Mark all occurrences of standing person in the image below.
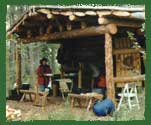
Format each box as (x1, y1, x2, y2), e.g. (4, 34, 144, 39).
(36, 58, 52, 92)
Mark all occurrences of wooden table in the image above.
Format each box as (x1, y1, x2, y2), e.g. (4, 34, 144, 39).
(68, 93, 103, 111)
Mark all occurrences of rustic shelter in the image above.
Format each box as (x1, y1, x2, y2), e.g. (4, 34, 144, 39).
(7, 5, 145, 103)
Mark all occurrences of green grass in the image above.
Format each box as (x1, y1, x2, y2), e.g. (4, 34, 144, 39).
(7, 93, 145, 121)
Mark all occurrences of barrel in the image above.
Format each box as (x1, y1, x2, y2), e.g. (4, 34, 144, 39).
(93, 98, 115, 116)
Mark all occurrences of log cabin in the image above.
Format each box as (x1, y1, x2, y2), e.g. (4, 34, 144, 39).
(7, 5, 145, 103)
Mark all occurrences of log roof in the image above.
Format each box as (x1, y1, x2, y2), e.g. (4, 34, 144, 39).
(7, 5, 145, 44)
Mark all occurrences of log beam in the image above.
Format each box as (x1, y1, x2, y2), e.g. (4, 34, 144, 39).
(97, 11, 112, 17)
(112, 11, 130, 17)
(98, 17, 143, 28)
(105, 33, 115, 103)
(114, 75, 145, 83)
(69, 15, 77, 21)
(113, 48, 144, 55)
(22, 24, 117, 43)
(47, 13, 54, 19)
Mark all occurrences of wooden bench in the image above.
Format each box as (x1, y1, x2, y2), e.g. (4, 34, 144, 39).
(68, 93, 103, 111)
(19, 89, 49, 107)
(19, 90, 35, 102)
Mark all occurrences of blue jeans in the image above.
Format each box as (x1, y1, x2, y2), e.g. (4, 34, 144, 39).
(39, 84, 47, 92)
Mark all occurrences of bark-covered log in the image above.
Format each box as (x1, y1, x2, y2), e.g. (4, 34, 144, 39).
(105, 33, 115, 103)
(47, 13, 54, 19)
(69, 14, 77, 21)
(97, 11, 111, 17)
(113, 48, 144, 55)
(27, 30, 32, 38)
(112, 11, 130, 17)
(22, 24, 117, 43)
(7, 14, 28, 36)
(51, 11, 60, 15)
(73, 12, 86, 17)
(114, 75, 145, 83)
(81, 21, 87, 29)
(85, 11, 97, 16)
(98, 17, 143, 28)
(37, 8, 51, 14)
(60, 11, 73, 16)
(130, 12, 145, 20)
(66, 23, 72, 30)
(46, 24, 53, 34)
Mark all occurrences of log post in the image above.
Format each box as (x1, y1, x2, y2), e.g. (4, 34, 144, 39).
(105, 33, 115, 103)
(78, 63, 82, 88)
(16, 43, 22, 92)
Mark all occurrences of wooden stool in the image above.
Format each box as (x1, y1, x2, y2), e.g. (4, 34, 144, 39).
(33, 91, 49, 108)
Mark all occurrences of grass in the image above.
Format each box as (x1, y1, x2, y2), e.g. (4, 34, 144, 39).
(6, 92, 145, 121)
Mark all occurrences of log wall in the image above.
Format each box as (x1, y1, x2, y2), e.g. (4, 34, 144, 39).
(113, 38, 142, 87)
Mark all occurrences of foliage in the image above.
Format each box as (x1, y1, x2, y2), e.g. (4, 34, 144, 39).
(127, 23, 146, 67)
(141, 23, 145, 32)
(6, 5, 61, 97)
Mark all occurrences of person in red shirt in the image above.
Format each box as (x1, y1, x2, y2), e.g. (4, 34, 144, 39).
(36, 58, 52, 92)
(97, 70, 106, 97)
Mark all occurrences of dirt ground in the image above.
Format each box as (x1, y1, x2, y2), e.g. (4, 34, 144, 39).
(6, 94, 145, 121)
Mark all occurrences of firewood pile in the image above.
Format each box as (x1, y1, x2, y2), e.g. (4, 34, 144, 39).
(6, 105, 21, 121)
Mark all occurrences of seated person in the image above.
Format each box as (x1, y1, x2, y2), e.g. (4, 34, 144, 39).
(96, 71, 106, 97)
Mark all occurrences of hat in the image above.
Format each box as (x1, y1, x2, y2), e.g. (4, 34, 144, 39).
(40, 57, 48, 64)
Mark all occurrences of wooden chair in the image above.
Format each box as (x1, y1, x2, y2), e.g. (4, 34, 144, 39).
(58, 78, 73, 100)
(117, 83, 140, 111)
